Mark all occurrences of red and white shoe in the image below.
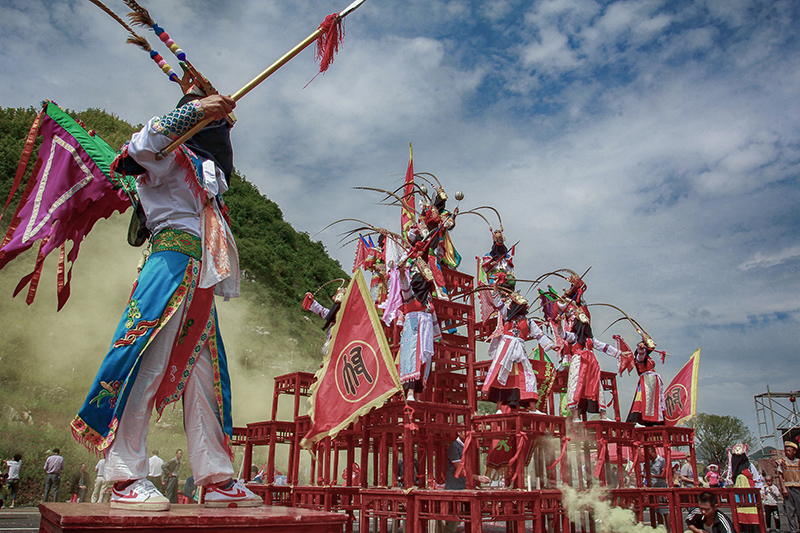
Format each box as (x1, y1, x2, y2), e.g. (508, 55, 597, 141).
(110, 479, 171, 511)
(204, 479, 263, 508)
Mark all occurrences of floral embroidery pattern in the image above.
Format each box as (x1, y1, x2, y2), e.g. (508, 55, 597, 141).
(125, 299, 142, 329)
(151, 229, 201, 260)
(89, 380, 122, 408)
(177, 318, 195, 345)
(70, 416, 118, 452)
(155, 305, 214, 415)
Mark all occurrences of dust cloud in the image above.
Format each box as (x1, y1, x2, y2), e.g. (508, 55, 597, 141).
(0, 213, 322, 430)
(561, 485, 667, 533)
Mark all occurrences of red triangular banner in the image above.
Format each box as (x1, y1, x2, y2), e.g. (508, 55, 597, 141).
(664, 348, 701, 426)
(301, 270, 401, 448)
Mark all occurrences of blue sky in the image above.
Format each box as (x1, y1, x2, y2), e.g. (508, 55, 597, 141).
(1, 0, 799, 443)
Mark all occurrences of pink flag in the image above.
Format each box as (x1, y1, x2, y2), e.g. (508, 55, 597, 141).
(0, 102, 130, 309)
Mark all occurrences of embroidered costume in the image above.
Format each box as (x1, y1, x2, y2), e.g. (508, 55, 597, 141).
(362, 236, 389, 304)
(482, 292, 556, 410)
(625, 344, 666, 425)
(727, 444, 763, 533)
(420, 188, 460, 270)
(398, 259, 441, 398)
(562, 333, 620, 415)
(777, 441, 800, 532)
(544, 274, 620, 417)
(71, 97, 239, 488)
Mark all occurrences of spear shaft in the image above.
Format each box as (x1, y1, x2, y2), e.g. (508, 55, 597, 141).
(155, 0, 366, 160)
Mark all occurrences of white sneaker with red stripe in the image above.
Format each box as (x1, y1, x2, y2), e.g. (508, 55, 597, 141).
(110, 479, 171, 511)
(204, 479, 263, 508)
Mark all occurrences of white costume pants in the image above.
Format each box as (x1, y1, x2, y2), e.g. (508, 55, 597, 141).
(104, 300, 234, 486)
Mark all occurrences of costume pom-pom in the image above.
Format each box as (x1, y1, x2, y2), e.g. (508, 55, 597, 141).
(149, 50, 158, 59)
(166, 38, 175, 47)
(153, 53, 164, 63)
(169, 73, 180, 83)
(159, 31, 170, 43)
(161, 64, 171, 74)
(153, 24, 164, 35)
(157, 59, 167, 68)
(177, 51, 186, 60)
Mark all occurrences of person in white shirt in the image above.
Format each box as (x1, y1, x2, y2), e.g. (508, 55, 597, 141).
(5, 454, 21, 508)
(91, 458, 110, 503)
(147, 451, 165, 493)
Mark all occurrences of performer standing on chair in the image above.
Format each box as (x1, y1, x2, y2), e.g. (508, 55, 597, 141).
(398, 258, 441, 401)
(482, 286, 557, 414)
(71, 88, 261, 510)
(549, 274, 621, 420)
(625, 339, 666, 426)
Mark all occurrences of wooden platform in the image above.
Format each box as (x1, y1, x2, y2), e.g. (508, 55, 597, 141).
(38, 503, 346, 533)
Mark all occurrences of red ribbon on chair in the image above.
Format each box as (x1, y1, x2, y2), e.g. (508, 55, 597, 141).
(593, 437, 608, 479)
(548, 436, 571, 470)
(403, 405, 418, 431)
(509, 433, 530, 485)
(454, 431, 474, 481)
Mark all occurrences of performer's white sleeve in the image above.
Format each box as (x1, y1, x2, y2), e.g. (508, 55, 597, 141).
(528, 320, 556, 352)
(592, 337, 620, 358)
(384, 238, 404, 267)
(127, 118, 184, 185)
(399, 268, 413, 302)
(491, 292, 504, 309)
(309, 300, 330, 320)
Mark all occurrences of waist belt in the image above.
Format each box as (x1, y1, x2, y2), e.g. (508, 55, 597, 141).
(151, 228, 202, 260)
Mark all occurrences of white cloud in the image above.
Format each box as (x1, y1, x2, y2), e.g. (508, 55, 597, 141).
(520, 28, 581, 72)
(739, 246, 800, 272)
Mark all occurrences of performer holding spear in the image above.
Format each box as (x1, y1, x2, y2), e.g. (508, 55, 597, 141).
(70, 0, 368, 511)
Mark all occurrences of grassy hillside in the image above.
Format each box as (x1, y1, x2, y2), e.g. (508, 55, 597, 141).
(0, 104, 347, 504)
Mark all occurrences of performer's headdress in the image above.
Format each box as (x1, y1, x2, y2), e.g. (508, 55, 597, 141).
(123, 0, 221, 97)
(564, 272, 587, 302)
(593, 302, 670, 362)
(725, 442, 751, 486)
(414, 173, 448, 212)
(494, 271, 516, 291)
(505, 292, 528, 321)
(89, 0, 232, 110)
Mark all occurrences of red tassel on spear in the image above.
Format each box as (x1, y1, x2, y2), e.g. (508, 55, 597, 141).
(316, 13, 345, 74)
(156, 0, 368, 160)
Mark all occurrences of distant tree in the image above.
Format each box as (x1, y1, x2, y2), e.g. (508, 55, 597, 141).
(692, 412, 754, 465)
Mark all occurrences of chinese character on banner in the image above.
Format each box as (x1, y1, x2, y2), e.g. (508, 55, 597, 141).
(301, 270, 401, 448)
(664, 348, 701, 426)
